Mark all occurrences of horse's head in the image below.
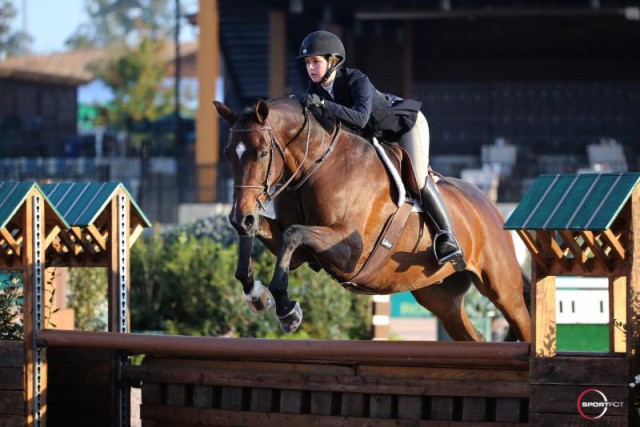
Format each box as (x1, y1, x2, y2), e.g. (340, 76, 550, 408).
(214, 98, 306, 235)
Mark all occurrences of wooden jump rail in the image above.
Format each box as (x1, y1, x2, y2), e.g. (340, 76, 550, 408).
(35, 329, 530, 368)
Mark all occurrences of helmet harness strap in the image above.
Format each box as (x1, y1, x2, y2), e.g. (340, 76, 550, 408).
(319, 56, 342, 85)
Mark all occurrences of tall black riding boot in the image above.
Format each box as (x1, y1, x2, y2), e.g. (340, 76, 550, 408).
(420, 179, 466, 271)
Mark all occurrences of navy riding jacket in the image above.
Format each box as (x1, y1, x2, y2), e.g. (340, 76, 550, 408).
(306, 67, 422, 142)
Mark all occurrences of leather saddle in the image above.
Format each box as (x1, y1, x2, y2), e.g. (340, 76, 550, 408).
(375, 142, 421, 203)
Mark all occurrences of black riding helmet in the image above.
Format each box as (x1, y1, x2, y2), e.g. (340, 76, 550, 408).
(298, 30, 346, 84)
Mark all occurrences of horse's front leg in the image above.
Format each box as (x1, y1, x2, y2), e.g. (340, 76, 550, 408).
(269, 224, 360, 333)
(235, 235, 274, 313)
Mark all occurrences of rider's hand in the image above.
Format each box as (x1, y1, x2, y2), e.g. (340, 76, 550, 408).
(301, 93, 324, 108)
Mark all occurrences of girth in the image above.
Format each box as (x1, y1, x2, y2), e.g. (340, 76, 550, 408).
(340, 200, 414, 291)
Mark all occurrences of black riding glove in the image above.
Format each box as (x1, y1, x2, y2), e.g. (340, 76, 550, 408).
(301, 93, 324, 108)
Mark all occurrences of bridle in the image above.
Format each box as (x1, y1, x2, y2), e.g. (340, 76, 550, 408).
(230, 107, 340, 211)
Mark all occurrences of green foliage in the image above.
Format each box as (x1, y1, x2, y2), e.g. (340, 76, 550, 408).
(90, 38, 174, 129)
(130, 215, 373, 339)
(86, 36, 176, 153)
(0, 272, 23, 340)
(0, 0, 32, 57)
(66, 0, 173, 50)
(67, 268, 108, 331)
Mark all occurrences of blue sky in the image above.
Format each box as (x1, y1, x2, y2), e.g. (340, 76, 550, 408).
(10, 0, 199, 54)
(11, 0, 87, 53)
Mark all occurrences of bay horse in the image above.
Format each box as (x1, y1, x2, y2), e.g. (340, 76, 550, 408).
(214, 97, 530, 341)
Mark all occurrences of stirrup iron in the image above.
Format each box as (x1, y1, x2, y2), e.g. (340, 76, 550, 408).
(433, 231, 466, 272)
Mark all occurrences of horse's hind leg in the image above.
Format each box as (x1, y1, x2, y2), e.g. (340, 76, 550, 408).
(411, 272, 484, 341)
(478, 271, 531, 342)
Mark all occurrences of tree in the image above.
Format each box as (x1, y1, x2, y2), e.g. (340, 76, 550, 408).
(67, 268, 108, 331)
(88, 37, 174, 132)
(66, 0, 174, 50)
(0, 0, 32, 57)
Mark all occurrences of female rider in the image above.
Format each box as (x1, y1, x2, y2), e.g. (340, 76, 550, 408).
(298, 30, 466, 271)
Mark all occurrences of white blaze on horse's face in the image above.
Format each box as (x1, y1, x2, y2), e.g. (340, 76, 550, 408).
(235, 141, 247, 160)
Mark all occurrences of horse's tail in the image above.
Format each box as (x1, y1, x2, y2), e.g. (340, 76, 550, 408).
(504, 270, 532, 342)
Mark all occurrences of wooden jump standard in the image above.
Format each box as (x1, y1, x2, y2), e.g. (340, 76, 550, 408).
(506, 172, 640, 426)
(0, 182, 150, 427)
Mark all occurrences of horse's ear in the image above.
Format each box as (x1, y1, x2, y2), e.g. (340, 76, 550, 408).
(255, 99, 269, 124)
(213, 101, 237, 125)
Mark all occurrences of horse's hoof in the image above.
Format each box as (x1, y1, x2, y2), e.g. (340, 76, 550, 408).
(277, 302, 303, 333)
(243, 281, 274, 314)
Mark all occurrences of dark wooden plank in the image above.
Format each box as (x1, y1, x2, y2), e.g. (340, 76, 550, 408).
(141, 382, 163, 405)
(430, 396, 454, 421)
(280, 389, 304, 414)
(310, 391, 333, 415)
(369, 394, 393, 419)
(47, 362, 110, 387)
(47, 386, 111, 409)
(0, 391, 23, 415)
(0, 341, 23, 367)
(47, 346, 113, 363)
(530, 384, 628, 416)
(250, 388, 272, 412)
(142, 357, 355, 377)
(0, 414, 25, 427)
(397, 395, 422, 420)
(166, 384, 186, 406)
(130, 362, 529, 398)
(192, 385, 213, 409)
(0, 368, 22, 390)
(220, 386, 243, 410)
(140, 404, 530, 426)
(47, 386, 113, 427)
(360, 364, 528, 382)
(529, 412, 628, 427)
(340, 392, 365, 417)
(47, 407, 113, 427)
(461, 397, 486, 422)
(531, 355, 628, 385)
(495, 398, 524, 423)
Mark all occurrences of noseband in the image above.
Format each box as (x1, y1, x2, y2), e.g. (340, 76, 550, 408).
(230, 108, 327, 211)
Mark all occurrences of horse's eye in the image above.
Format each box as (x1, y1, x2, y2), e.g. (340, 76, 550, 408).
(259, 150, 268, 159)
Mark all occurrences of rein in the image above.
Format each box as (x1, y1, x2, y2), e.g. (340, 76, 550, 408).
(230, 107, 340, 210)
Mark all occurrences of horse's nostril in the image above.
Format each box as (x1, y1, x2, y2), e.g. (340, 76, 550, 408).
(243, 215, 255, 231)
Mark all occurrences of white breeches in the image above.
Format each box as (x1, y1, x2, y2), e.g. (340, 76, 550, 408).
(398, 111, 430, 189)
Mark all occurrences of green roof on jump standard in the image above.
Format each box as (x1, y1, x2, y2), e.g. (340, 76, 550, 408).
(0, 181, 68, 229)
(41, 181, 151, 227)
(504, 173, 640, 231)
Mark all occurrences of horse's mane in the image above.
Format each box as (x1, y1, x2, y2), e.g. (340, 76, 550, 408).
(240, 97, 337, 135)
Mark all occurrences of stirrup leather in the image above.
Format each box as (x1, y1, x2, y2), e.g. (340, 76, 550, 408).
(433, 231, 466, 271)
